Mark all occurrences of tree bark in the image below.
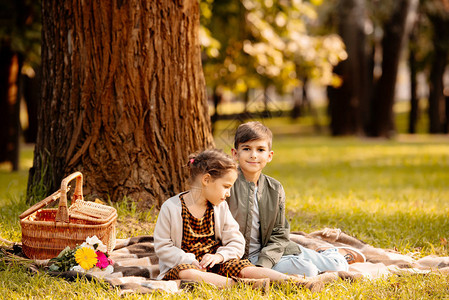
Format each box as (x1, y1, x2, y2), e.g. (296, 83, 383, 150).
(328, 0, 367, 136)
(369, 0, 418, 137)
(28, 0, 214, 208)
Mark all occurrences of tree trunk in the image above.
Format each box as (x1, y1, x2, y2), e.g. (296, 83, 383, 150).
(369, 0, 418, 137)
(0, 44, 22, 171)
(243, 89, 249, 115)
(428, 16, 449, 134)
(28, 0, 214, 208)
(407, 13, 420, 134)
(362, 43, 375, 134)
(428, 50, 447, 133)
(445, 94, 449, 134)
(328, 0, 366, 136)
(23, 66, 41, 143)
(262, 85, 269, 118)
(291, 78, 308, 120)
(0, 45, 14, 164)
(408, 48, 419, 134)
(211, 86, 221, 134)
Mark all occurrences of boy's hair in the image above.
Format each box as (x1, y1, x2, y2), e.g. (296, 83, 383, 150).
(188, 149, 237, 182)
(234, 121, 273, 150)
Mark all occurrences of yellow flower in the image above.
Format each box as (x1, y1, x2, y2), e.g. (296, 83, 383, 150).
(75, 247, 97, 270)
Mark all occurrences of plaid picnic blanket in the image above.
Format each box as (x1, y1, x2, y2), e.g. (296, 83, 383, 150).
(9, 229, 449, 295)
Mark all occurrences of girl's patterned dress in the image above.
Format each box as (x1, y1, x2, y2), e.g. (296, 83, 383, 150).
(163, 194, 253, 280)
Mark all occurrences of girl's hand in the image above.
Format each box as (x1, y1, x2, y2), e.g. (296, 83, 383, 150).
(192, 260, 206, 271)
(199, 253, 224, 269)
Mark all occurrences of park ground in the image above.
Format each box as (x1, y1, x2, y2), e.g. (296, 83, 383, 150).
(1, 115, 449, 299)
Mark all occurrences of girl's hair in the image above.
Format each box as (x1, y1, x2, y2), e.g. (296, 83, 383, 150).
(188, 149, 237, 182)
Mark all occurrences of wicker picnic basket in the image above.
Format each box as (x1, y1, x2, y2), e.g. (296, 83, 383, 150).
(19, 172, 117, 259)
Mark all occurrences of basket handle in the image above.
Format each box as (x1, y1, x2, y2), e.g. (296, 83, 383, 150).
(19, 189, 63, 219)
(55, 171, 84, 223)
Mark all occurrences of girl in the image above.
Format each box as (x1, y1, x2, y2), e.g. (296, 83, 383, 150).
(154, 149, 306, 291)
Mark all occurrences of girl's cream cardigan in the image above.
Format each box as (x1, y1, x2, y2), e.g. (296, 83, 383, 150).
(154, 192, 245, 280)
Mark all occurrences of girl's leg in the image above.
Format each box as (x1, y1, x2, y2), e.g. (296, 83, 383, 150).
(239, 266, 291, 281)
(240, 266, 330, 293)
(179, 269, 235, 288)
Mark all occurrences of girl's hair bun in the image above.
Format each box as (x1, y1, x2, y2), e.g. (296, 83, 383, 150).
(188, 149, 236, 181)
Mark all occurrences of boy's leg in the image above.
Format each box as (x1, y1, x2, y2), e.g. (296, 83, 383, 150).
(271, 255, 320, 277)
(250, 251, 321, 277)
(271, 245, 348, 276)
(301, 246, 349, 272)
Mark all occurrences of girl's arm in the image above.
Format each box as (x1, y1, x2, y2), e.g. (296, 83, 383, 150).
(154, 202, 197, 268)
(214, 202, 245, 261)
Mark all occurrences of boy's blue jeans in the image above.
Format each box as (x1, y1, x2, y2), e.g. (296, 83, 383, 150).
(249, 245, 348, 277)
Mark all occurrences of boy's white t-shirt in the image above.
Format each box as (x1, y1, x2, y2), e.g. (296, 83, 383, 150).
(248, 187, 261, 260)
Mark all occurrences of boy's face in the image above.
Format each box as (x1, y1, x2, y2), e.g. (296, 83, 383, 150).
(232, 139, 273, 177)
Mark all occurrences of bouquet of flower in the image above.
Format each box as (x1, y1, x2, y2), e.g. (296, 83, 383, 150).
(49, 236, 114, 274)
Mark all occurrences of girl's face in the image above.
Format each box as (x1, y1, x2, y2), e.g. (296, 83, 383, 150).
(202, 169, 238, 206)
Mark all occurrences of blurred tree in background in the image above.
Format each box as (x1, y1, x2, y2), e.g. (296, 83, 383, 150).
(0, 0, 40, 170)
(407, 6, 433, 134)
(201, 0, 449, 138)
(368, 0, 419, 137)
(309, 0, 448, 137)
(424, 0, 449, 133)
(200, 0, 347, 130)
(313, 0, 420, 137)
(326, 0, 368, 136)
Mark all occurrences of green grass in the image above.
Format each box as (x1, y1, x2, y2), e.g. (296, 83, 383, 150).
(270, 136, 449, 256)
(1, 122, 449, 298)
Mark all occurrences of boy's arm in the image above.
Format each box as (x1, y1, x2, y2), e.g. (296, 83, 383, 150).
(255, 186, 291, 268)
(154, 202, 197, 268)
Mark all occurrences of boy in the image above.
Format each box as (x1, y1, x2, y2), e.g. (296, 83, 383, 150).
(227, 121, 365, 277)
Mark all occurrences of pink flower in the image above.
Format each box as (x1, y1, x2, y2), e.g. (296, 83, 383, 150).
(95, 251, 110, 269)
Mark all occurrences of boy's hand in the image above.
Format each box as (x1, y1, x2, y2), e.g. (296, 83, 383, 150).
(199, 254, 224, 269)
